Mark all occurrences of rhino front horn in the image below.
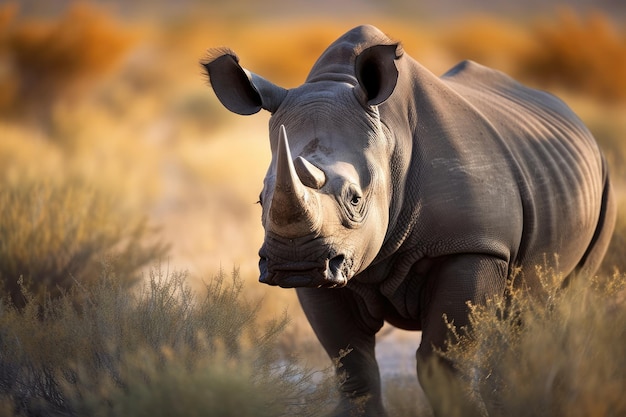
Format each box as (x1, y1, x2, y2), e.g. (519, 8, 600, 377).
(268, 125, 321, 238)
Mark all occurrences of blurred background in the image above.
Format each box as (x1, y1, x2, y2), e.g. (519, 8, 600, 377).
(1, 0, 625, 375)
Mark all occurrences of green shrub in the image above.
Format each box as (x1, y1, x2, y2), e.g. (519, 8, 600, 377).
(0, 177, 167, 308)
(436, 268, 626, 417)
(0, 266, 335, 417)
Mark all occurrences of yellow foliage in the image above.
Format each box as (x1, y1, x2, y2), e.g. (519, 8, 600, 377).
(520, 9, 626, 101)
(0, 2, 134, 116)
(433, 9, 626, 102)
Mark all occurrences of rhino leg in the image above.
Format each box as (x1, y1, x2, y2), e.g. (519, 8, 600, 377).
(296, 287, 386, 417)
(416, 254, 508, 417)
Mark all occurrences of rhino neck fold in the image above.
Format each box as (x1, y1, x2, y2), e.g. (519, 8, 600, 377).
(371, 59, 443, 261)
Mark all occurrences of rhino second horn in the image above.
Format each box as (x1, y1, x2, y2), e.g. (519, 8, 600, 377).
(294, 156, 326, 189)
(268, 125, 321, 238)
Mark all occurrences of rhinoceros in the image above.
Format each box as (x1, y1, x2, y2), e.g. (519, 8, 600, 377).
(202, 25, 616, 416)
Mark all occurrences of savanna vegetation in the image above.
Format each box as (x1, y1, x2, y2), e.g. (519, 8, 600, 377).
(439, 268, 626, 417)
(0, 266, 336, 417)
(0, 2, 624, 415)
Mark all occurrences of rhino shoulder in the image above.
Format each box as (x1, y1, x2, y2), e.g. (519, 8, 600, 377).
(441, 60, 520, 91)
(440, 60, 578, 121)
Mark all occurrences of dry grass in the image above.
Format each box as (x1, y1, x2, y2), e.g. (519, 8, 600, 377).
(0, 176, 167, 308)
(0, 266, 336, 417)
(431, 269, 626, 417)
(383, 375, 431, 417)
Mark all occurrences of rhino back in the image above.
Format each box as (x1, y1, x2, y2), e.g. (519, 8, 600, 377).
(439, 60, 605, 278)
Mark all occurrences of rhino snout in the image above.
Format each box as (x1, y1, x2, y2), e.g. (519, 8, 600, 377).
(258, 249, 348, 289)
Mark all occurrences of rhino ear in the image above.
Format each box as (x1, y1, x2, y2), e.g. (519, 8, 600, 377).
(354, 44, 401, 106)
(202, 48, 287, 115)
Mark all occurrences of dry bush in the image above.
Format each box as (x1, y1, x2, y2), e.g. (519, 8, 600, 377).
(0, 177, 167, 308)
(0, 4, 19, 112)
(436, 268, 626, 417)
(519, 9, 626, 102)
(0, 266, 335, 417)
(439, 16, 534, 73)
(439, 9, 626, 102)
(0, 2, 134, 118)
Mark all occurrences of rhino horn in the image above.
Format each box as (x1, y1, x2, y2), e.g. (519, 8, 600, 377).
(294, 156, 326, 189)
(268, 125, 321, 238)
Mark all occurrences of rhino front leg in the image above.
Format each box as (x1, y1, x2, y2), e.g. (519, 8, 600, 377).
(417, 254, 508, 417)
(296, 287, 386, 417)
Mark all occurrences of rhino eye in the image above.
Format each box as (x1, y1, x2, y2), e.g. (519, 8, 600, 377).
(348, 184, 362, 206)
(340, 183, 365, 227)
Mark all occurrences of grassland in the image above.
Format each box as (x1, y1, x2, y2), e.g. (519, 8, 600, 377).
(0, 2, 625, 415)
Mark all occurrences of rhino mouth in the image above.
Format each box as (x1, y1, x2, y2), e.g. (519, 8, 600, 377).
(258, 252, 349, 288)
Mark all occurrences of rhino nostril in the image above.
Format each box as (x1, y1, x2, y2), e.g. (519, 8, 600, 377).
(324, 255, 347, 288)
(329, 255, 345, 275)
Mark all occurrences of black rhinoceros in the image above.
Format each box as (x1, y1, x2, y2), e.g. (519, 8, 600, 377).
(202, 25, 616, 416)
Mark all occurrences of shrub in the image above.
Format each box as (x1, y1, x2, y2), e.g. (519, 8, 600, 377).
(0, 177, 167, 308)
(519, 10, 626, 102)
(436, 267, 626, 417)
(439, 9, 626, 102)
(0, 266, 335, 417)
(0, 2, 134, 118)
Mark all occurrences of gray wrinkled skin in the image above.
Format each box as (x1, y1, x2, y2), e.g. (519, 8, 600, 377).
(202, 25, 616, 416)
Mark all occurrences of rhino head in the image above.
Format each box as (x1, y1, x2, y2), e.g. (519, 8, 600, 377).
(203, 26, 402, 288)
